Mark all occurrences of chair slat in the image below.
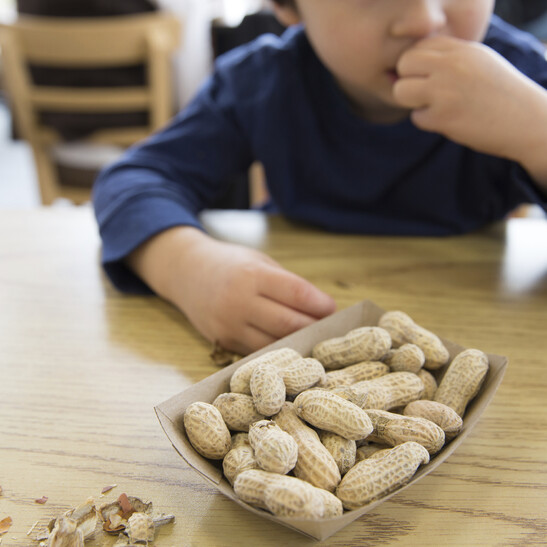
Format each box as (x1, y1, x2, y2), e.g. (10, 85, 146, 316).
(0, 13, 181, 204)
(3, 14, 180, 66)
(30, 88, 151, 111)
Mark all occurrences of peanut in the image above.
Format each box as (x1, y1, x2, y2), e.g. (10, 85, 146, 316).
(314, 487, 344, 518)
(434, 349, 489, 416)
(404, 400, 463, 441)
(183, 402, 231, 460)
(248, 420, 298, 475)
(352, 371, 425, 410)
(383, 344, 425, 373)
(232, 467, 276, 510)
(312, 327, 391, 369)
(223, 433, 259, 485)
(212, 392, 264, 432)
(250, 363, 286, 416)
(319, 431, 357, 475)
(293, 389, 373, 441)
(417, 368, 438, 400)
(234, 469, 343, 519)
(355, 442, 391, 463)
(365, 409, 445, 454)
(274, 402, 341, 492)
(379, 311, 449, 370)
(234, 469, 323, 518)
(230, 348, 301, 394)
(336, 442, 430, 509)
(328, 385, 370, 408)
(279, 357, 326, 396)
(318, 361, 389, 389)
(264, 481, 323, 519)
(265, 476, 343, 519)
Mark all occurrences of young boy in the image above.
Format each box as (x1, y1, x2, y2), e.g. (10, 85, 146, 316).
(93, 0, 547, 355)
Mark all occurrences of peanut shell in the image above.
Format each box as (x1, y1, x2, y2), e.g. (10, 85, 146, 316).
(274, 402, 341, 492)
(183, 402, 231, 459)
(434, 348, 489, 416)
(213, 392, 264, 432)
(383, 343, 425, 373)
(312, 326, 391, 369)
(222, 433, 258, 485)
(352, 371, 425, 410)
(248, 420, 298, 475)
(404, 400, 463, 441)
(365, 408, 445, 454)
(318, 361, 389, 389)
(319, 431, 357, 475)
(293, 390, 373, 441)
(379, 311, 449, 370)
(250, 363, 286, 416)
(279, 357, 326, 395)
(230, 348, 301, 394)
(336, 441, 430, 510)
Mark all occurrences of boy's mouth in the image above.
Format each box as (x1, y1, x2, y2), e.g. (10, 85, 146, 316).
(386, 69, 399, 83)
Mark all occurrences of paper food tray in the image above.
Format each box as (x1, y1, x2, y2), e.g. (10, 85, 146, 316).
(155, 300, 507, 541)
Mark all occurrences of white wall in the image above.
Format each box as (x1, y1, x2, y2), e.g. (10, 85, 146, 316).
(159, 0, 270, 108)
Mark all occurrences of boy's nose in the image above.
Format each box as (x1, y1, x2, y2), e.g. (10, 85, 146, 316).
(390, 0, 447, 39)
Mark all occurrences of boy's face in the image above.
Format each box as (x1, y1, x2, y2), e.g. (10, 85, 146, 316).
(291, 0, 495, 123)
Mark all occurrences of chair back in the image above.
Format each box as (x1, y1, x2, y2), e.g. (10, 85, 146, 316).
(0, 13, 181, 204)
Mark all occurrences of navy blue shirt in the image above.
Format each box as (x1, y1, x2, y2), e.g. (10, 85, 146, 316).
(93, 16, 547, 293)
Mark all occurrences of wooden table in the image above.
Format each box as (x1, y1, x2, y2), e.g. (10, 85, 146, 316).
(1, 207, 546, 546)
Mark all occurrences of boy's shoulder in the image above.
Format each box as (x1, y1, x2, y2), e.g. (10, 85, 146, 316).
(485, 15, 547, 78)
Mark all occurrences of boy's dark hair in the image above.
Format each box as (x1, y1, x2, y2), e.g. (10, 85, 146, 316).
(271, 0, 296, 7)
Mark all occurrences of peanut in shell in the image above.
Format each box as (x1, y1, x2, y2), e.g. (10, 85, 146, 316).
(183, 401, 231, 460)
(336, 441, 430, 510)
(379, 310, 449, 370)
(404, 400, 463, 440)
(274, 402, 341, 492)
(312, 326, 391, 369)
(365, 408, 445, 454)
(293, 389, 373, 441)
(434, 348, 489, 416)
(230, 348, 301, 394)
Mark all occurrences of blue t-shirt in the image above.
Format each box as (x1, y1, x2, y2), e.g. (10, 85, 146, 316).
(93, 15, 547, 292)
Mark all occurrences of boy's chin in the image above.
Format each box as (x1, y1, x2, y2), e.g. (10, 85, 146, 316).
(353, 101, 411, 125)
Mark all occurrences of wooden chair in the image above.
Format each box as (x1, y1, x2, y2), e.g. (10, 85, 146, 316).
(0, 13, 181, 204)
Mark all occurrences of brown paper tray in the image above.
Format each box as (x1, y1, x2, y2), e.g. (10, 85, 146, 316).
(155, 300, 507, 541)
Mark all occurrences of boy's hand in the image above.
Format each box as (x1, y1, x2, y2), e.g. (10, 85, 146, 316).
(393, 36, 547, 187)
(129, 226, 336, 355)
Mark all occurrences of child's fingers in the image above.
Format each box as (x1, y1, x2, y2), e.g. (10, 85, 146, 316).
(393, 77, 431, 110)
(411, 35, 463, 52)
(223, 323, 277, 355)
(409, 107, 437, 133)
(397, 49, 442, 78)
(257, 264, 336, 319)
(248, 294, 321, 340)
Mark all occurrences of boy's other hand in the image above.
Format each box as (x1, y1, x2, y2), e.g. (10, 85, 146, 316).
(393, 36, 547, 183)
(156, 228, 337, 355)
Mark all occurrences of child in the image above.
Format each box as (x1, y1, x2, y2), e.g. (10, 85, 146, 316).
(93, 0, 547, 355)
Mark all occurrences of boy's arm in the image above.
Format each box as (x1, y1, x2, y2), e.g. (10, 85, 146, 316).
(126, 226, 336, 355)
(394, 36, 547, 193)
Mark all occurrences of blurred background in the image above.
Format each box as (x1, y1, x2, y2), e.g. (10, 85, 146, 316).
(0, 0, 545, 212)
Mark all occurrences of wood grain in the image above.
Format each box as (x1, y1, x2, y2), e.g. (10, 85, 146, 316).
(0, 208, 546, 546)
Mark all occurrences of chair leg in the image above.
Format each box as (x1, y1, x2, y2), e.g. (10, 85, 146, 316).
(32, 146, 60, 205)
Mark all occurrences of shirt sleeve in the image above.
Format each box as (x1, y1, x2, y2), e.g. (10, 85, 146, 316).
(92, 68, 254, 293)
(511, 163, 547, 210)
(486, 17, 547, 211)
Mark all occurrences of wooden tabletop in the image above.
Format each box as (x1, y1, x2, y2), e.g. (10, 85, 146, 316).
(1, 207, 546, 546)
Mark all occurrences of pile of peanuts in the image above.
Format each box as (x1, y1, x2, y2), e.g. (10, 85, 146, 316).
(183, 310, 489, 519)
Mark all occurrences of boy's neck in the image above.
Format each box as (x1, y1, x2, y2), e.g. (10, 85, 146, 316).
(335, 77, 410, 125)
